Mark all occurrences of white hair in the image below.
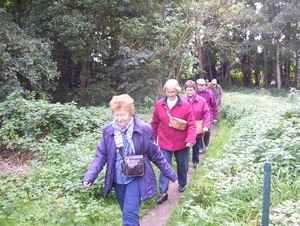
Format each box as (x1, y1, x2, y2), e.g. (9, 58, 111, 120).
(163, 79, 181, 92)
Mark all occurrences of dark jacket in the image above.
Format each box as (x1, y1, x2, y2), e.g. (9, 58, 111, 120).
(83, 115, 178, 201)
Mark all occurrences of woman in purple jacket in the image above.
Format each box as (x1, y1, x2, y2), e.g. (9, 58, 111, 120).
(83, 94, 177, 226)
(182, 80, 210, 168)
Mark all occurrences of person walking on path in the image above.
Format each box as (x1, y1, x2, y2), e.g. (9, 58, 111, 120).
(151, 79, 196, 205)
(182, 80, 210, 168)
(196, 78, 218, 153)
(207, 79, 223, 106)
(82, 94, 178, 226)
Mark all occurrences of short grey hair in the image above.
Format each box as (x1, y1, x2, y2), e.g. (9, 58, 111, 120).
(163, 79, 181, 92)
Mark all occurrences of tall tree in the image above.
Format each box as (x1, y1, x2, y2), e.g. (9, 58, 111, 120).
(247, 0, 300, 89)
(0, 11, 60, 101)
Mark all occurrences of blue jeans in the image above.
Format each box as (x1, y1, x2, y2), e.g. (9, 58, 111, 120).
(114, 179, 141, 226)
(159, 148, 189, 194)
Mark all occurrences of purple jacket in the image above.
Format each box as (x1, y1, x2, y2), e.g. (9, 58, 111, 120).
(196, 88, 218, 120)
(83, 115, 178, 201)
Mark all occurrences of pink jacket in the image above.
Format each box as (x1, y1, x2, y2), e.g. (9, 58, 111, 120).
(196, 88, 218, 120)
(182, 95, 210, 138)
(151, 96, 196, 151)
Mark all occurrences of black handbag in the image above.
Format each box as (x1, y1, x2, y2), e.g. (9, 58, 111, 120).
(118, 148, 145, 177)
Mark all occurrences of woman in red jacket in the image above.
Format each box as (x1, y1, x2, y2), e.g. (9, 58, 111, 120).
(182, 80, 210, 168)
(151, 79, 196, 204)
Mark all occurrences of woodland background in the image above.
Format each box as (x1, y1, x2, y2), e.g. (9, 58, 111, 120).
(1, 0, 299, 106)
(1, 1, 300, 225)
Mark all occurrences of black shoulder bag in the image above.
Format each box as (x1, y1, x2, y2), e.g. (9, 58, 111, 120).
(118, 148, 145, 177)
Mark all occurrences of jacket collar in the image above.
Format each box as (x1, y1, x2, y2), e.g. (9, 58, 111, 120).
(196, 88, 208, 94)
(162, 95, 183, 106)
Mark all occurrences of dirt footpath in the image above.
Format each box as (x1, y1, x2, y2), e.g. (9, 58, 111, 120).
(140, 125, 218, 226)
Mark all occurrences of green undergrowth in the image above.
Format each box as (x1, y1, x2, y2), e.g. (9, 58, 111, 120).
(167, 89, 300, 226)
(0, 92, 154, 226)
(0, 88, 299, 225)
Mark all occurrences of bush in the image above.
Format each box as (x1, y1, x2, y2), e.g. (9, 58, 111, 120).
(0, 92, 154, 225)
(0, 91, 112, 149)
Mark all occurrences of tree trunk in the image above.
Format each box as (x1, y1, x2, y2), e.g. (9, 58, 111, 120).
(227, 63, 232, 86)
(197, 36, 205, 78)
(293, 51, 299, 87)
(222, 62, 226, 85)
(254, 69, 260, 86)
(222, 62, 232, 86)
(207, 52, 213, 81)
(275, 39, 281, 90)
(284, 60, 291, 87)
(79, 60, 89, 104)
(242, 55, 251, 86)
(263, 46, 269, 87)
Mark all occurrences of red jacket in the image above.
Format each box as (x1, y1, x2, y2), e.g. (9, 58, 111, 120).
(182, 94, 210, 138)
(151, 96, 196, 151)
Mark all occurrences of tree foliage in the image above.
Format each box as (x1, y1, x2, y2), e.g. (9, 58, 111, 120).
(0, 0, 299, 104)
(0, 10, 60, 101)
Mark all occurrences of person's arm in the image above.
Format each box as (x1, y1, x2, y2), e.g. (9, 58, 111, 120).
(202, 101, 211, 130)
(210, 93, 219, 121)
(144, 126, 178, 182)
(218, 85, 223, 105)
(185, 104, 196, 146)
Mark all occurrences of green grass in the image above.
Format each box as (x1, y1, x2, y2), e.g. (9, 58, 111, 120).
(1, 89, 299, 225)
(166, 119, 234, 226)
(165, 91, 300, 226)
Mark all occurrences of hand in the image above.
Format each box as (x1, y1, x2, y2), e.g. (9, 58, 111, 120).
(83, 181, 92, 188)
(203, 127, 208, 132)
(172, 180, 178, 184)
(213, 119, 217, 124)
(186, 142, 193, 147)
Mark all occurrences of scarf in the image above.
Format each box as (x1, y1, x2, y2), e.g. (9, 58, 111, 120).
(112, 116, 135, 154)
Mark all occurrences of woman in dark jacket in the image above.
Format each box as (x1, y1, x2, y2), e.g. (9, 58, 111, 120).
(83, 94, 178, 226)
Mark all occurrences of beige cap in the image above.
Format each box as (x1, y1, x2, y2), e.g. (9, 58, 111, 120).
(196, 78, 206, 85)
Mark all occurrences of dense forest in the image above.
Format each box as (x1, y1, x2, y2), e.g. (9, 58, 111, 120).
(1, 0, 299, 105)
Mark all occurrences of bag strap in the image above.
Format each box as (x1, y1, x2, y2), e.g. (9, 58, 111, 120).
(117, 148, 124, 158)
(164, 106, 173, 119)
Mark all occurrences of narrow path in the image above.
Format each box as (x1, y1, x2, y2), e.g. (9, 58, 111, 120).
(140, 125, 218, 226)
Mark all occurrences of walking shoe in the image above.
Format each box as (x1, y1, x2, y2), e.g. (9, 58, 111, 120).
(193, 163, 199, 169)
(199, 149, 204, 154)
(205, 146, 209, 152)
(156, 193, 168, 204)
(178, 185, 185, 193)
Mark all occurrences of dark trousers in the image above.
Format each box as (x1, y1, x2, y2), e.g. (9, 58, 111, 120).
(192, 137, 203, 164)
(204, 129, 211, 146)
(159, 147, 189, 194)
